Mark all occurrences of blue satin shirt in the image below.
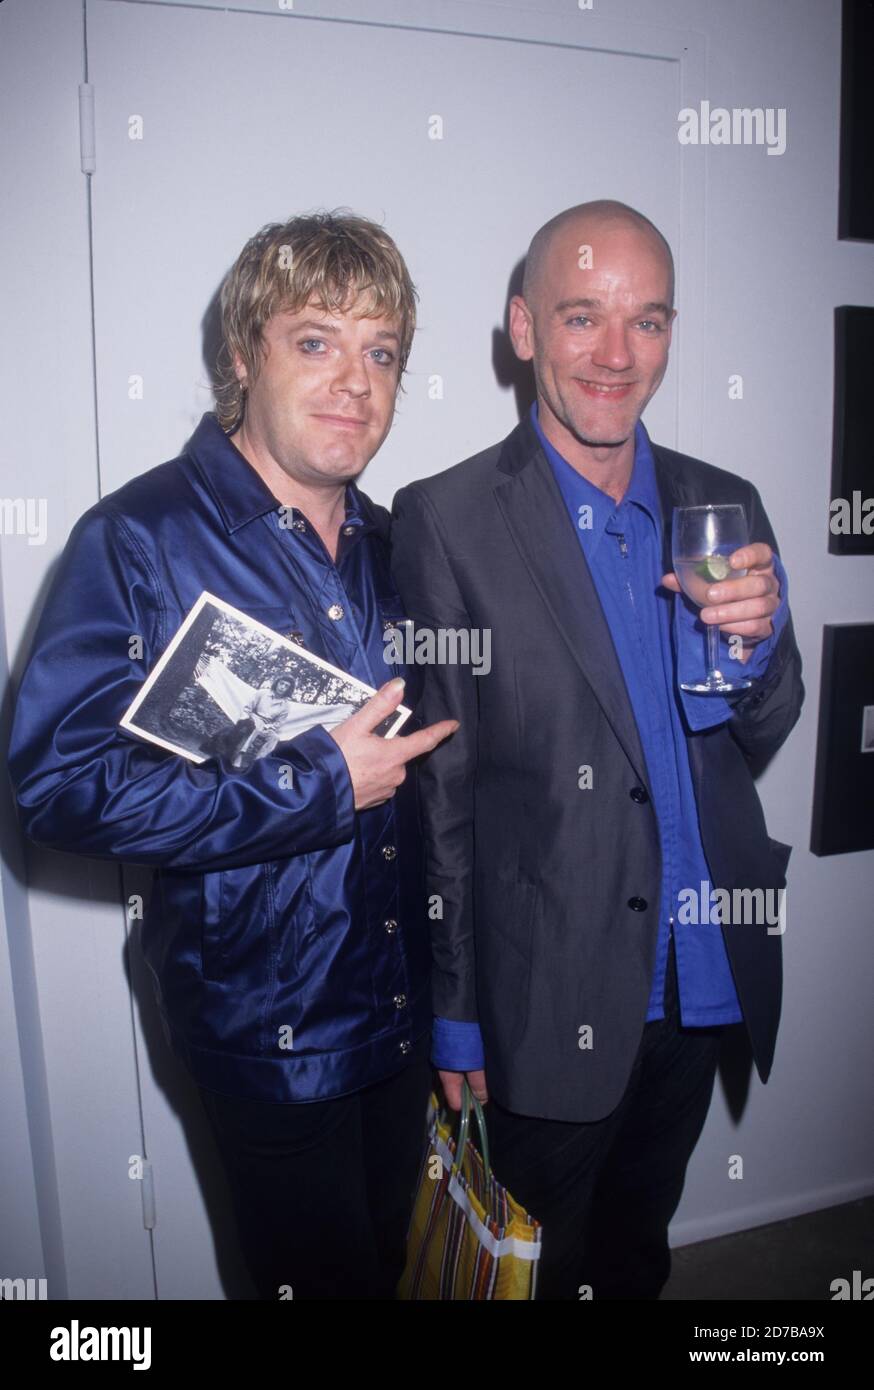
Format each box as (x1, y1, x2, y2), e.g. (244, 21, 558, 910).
(7, 413, 431, 1102)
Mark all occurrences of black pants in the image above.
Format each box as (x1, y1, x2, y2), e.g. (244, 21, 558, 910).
(485, 936, 724, 1300)
(197, 1033, 433, 1300)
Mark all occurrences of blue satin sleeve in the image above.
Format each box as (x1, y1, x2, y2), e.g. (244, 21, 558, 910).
(431, 1016, 486, 1071)
(7, 507, 356, 870)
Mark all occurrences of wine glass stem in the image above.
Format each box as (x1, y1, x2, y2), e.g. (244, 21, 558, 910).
(706, 622, 721, 682)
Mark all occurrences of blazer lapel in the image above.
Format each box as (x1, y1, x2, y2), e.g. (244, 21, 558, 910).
(493, 417, 649, 784)
(650, 436, 696, 575)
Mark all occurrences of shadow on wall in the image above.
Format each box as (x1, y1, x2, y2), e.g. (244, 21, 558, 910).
(126, 857, 259, 1300)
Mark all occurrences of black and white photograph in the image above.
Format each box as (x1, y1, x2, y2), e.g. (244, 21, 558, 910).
(120, 591, 410, 768)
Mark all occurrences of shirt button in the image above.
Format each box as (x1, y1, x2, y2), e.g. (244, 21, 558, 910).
(327, 603, 344, 621)
(393, 994, 407, 1009)
(342, 524, 356, 536)
(629, 786, 649, 803)
(628, 896, 648, 912)
(382, 844, 397, 862)
(399, 1040, 411, 1055)
(384, 919, 398, 935)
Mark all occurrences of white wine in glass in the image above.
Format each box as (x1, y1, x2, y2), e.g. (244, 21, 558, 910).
(671, 504, 753, 694)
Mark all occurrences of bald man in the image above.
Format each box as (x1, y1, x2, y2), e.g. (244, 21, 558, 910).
(391, 201, 803, 1300)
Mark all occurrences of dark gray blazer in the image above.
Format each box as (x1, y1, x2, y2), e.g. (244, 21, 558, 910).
(391, 412, 804, 1122)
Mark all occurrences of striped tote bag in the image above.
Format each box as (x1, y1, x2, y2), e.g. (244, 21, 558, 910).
(398, 1081, 542, 1300)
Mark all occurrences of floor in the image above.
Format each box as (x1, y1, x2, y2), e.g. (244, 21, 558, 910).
(661, 1196, 874, 1299)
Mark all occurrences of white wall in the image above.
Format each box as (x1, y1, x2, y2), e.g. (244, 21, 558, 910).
(639, 0, 874, 1238)
(0, 0, 157, 1299)
(1, 0, 871, 1297)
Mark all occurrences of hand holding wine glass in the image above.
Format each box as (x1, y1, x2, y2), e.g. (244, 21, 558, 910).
(664, 504, 782, 694)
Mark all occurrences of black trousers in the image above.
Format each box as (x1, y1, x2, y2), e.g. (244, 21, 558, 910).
(485, 935, 725, 1300)
(197, 1032, 433, 1300)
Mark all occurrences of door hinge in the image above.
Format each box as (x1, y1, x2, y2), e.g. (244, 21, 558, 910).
(139, 1158, 156, 1230)
(78, 83, 95, 175)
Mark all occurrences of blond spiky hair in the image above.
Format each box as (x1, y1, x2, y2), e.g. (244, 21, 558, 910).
(213, 209, 418, 432)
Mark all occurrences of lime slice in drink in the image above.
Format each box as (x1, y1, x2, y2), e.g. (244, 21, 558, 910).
(694, 555, 732, 582)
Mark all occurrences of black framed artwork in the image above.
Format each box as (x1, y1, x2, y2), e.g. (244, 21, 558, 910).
(829, 307, 874, 556)
(838, 0, 874, 241)
(811, 624, 874, 856)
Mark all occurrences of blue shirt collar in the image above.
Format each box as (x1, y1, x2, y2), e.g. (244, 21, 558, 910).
(186, 411, 374, 537)
(529, 399, 662, 541)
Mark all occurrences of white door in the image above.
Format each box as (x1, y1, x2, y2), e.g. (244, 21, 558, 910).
(85, 0, 703, 1297)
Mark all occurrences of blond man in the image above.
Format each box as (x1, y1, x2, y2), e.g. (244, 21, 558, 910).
(9, 212, 455, 1300)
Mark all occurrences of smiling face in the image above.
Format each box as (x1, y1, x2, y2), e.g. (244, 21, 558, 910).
(511, 216, 675, 471)
(232, 296, 402, 489)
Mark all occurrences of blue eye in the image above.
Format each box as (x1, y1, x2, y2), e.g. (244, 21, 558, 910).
(370, 348, 396, 365)
(300, 339, 326, 353)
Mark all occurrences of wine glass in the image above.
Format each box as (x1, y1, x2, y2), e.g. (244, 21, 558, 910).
(671, 504, 753, 694)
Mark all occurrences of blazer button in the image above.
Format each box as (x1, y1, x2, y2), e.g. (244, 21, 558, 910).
(382, 844, 397, 861)
(628, 896, 648, 912)
(393, 993, 407, 1009)
(327, 603, 344, 621)
(384, 918, 398, 934)
(629, 786, 649, 803)
(399, 1040, 411, 1054)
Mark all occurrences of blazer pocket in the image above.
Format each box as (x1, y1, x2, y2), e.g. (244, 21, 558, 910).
(200, 870, 225, 981)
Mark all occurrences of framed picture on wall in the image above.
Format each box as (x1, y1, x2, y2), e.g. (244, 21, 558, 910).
(811, 623, 874, 856)
(839, 0, 874, 241)
(829, 307, 874, 556)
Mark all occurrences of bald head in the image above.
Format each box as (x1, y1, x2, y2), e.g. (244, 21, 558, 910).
(508, 198, 677, 469)
(521, 200, 675, 312)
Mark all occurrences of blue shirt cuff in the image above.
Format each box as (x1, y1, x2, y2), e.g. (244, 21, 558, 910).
(732, 552, 789, 680)
(431, 1016, 485, 1072)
